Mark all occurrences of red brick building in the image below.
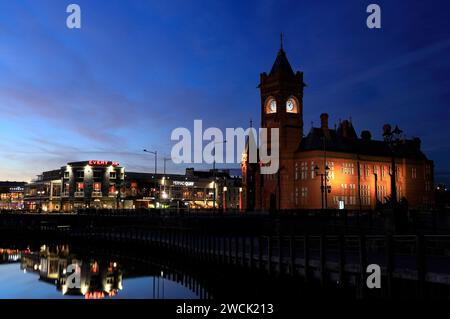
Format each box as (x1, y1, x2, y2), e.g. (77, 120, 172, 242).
(242, 45, 434, 211)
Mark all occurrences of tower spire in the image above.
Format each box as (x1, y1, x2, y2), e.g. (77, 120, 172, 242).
(280, 32, 283, 50)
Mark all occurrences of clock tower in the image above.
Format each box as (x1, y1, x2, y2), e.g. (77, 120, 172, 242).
(259, 39, 305, 155)
(256, 37, 305, 210)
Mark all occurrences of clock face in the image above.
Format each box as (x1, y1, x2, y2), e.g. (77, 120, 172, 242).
(270, 100, 277, 112)
(286, 99, 295, 112)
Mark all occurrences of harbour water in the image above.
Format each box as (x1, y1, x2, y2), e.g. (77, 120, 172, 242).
(0, 244, 203, 299)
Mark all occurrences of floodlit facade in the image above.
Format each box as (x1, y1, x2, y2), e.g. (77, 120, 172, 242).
(242, 45, 434, 211)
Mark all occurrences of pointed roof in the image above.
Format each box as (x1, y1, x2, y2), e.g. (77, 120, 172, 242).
(269, 47, 295, 77)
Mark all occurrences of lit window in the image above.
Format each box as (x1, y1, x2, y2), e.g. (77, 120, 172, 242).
(411, 167, 417, 179)
(326, 161, 335, 180)
(301, 162, 308, 180)
(342, 163, 354, 175)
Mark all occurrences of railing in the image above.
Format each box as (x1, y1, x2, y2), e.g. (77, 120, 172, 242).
(91, 191, 102, 198)
(74, 191, 84, 198)
(77, 228, 450, 298)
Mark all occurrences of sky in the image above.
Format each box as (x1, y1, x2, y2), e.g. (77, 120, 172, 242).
(0, 0, 449, 183)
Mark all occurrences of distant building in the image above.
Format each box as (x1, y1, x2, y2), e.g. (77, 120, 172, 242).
(24, 162, 242, 212)
(124, 168, 242, 210)
(0, 181, 26, 210)
(242, 44, 434, 211)
(24, 160, 125, 212)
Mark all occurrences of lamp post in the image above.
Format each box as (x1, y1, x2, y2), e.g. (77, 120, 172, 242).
(211, 140, 226, 211)
(314, 165, 331, 209)
(161, 157, 171, 203)
(163, 157, 171, 177)
(143, 149, 158, 206)
(383, 125, 403, 206)
(143, 149, 157, 175)
(374, 171, 378, 208)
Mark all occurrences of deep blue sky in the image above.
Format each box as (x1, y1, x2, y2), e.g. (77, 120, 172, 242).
(0, 0, 449, 183)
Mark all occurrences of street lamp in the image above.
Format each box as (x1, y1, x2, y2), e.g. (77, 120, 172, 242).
(212, 140, 226, 211)
(143, 149, 157, 175)
(383, 124, 403, 205)
(163, 157, 171, 177)
(314, 165, 331, 209)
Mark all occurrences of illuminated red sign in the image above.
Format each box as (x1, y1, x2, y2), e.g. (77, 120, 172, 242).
(88, 160, 120, 167)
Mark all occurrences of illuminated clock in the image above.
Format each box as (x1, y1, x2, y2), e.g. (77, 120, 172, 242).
(270, 100, 277, 113)
(286, 99, 295, 112)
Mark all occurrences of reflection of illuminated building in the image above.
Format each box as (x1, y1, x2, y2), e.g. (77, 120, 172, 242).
(0, 248, 21, 263)
(20, 245, 123, 298)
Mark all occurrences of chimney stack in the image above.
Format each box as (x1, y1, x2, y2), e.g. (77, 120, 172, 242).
(383, 124, 392, 137)
(413, 137, 421, 150)
(320, 113, 329, 129)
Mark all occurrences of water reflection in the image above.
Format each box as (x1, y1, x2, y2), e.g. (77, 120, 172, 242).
(19, 245, 122, 299)
(0, 245, 204, 299)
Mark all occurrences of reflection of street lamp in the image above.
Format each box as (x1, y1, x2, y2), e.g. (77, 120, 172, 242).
(223, 186, 228, 211)
(314, 165, 331, 209)
(383, 124, 403, 205)
(239, 187, 243, 212)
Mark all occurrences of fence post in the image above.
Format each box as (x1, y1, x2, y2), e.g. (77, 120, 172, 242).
(320, 234, 326, 286)
(268, 236, 272, 275)
(235, 236, 239, 265)
(258, 237, 263, 271)
(278, 236, 283, 275)
(304, 234, 310, 282)
(359, 234, 367, 299)
(290, 235, 295, 276)
(242, 237, 246, 266)
(386, 234, 394, 299)
(228, 236, 232, 264)
(338, 234, 345, 288)
(416, 235, 426, 299)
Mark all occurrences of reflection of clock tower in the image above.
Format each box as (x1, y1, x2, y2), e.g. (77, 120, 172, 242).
(256, 38, 305, 210)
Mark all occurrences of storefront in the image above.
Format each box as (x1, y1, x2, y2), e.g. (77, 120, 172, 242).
(0, 182, 26, 210)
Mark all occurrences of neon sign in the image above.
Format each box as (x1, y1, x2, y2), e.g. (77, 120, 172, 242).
(88, 160, 120, 167)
